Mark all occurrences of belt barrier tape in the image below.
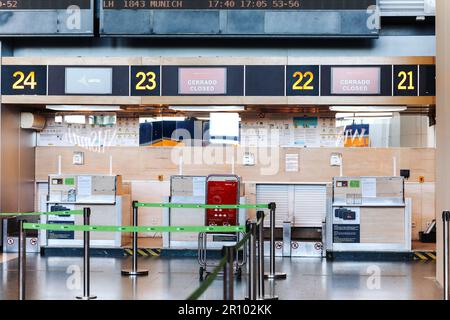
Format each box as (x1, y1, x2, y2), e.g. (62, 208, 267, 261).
(186, 215, 263, 300)
(23, 223, 245, 233)
(0, 210, 84, 217)
(135, 203, 269, 209)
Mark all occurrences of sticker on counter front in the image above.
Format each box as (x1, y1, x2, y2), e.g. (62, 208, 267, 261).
(178, 68, 227, 95)
(333, 224, 360, 243)
(48, 221, 75, 240)
(64, 178, 75, 185)
(331, 67, 381, 95)
(77, 176, 92, 197)
(349, 180, 360, 188)
(361, 177, 377, 198)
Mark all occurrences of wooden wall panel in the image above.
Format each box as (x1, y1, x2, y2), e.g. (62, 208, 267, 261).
(1, 105, 35, 213)
(35, 147, 436, 183)
(35, 146, 436, 239)
(360, 207, 405, 243)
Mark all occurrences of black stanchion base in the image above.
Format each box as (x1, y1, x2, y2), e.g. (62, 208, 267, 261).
(245, 295, 279, 300)
(264, 272, 287, 280)
(121, 270, 149, 276)
(76, 295, 97, 300)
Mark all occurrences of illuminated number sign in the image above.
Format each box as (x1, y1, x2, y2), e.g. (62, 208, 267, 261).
(0, 0, 91, 9)
(286, 65, 320, 96)
(394, 65, 418, 96)
(131, 66, 161, 96)
(1, 65, 47, 95)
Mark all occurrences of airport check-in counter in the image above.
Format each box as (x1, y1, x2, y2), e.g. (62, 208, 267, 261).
(41, 174, 122, 248)
(326, 176, 411, 253)
(162, 175, 247, 250)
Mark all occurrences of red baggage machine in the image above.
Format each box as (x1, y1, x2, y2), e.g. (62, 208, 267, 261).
(205, 175, 240, 226)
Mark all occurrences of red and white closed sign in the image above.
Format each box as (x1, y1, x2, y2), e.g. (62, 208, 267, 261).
(331, 67, 381, 95)
(178, 68, 227, 95)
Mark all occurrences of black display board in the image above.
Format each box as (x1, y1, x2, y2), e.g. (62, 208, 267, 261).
(1, 65, 47, 95)
(0, 0, 91, 10)
(245, 65, 285, 96)
(102, 0, 375, 10)
(419, 65, 436, 97)
(0, 63, 436, 98)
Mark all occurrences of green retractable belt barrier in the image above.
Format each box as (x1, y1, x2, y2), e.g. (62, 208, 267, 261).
(134, 203, 269, 209)
(186, 215, 263, 300)
(23, 223, 246, 233)
(0, 210, 84, 217)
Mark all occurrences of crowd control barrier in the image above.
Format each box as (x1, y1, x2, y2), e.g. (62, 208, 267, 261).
(13, 202, 284, 300)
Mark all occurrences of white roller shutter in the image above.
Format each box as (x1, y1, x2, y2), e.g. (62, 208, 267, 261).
(293, 185, 327, 228)
(256, 184, 290, 228)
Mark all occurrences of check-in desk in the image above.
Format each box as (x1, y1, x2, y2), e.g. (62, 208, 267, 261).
(40, 174, 122, 248)
(326, 177, 411, 253)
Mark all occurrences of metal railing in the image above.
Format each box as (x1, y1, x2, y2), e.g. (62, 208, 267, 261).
(443, 211, 450, 301)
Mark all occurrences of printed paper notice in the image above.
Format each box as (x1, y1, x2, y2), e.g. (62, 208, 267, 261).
(285, 154, 299, 172)
(77, 176, 92, 197)
(193, 177, 206, 197)
(361, 178, 377, 198)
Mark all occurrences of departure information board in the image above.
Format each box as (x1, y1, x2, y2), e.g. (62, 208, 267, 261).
(0, 64, 435, 98)
(102, 0, 374, 10)
(0, 0, 91, 10)
(100, 0, 378, 37)
(0, 0, 93, 36)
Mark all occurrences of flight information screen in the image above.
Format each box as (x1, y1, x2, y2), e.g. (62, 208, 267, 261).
(102, 0, 375, 10)
(0, 0, 91, 10)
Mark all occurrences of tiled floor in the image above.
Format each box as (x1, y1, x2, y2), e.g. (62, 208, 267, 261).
(0, 254, 442, 300)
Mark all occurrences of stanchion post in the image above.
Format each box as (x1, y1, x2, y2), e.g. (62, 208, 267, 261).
(443, 211, 450, 301)
(223, 245, 235, 300)
(257, 211, 278, 300)
(76, 207, 97, 300)
(122, 201, 149, 276)
(18, 219, 26, 301)
(246, 221, 257, 300)
(265, 202, 286, 280)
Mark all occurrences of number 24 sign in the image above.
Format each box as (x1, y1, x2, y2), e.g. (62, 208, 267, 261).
(1, 65, 47, 95)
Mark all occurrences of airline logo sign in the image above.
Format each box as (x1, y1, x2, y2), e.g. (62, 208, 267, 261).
(344, 124, 370, 148)
(178, 68, 227, 95)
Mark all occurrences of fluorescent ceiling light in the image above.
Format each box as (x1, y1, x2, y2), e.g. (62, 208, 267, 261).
(64, 115, 86, 124)
(196, 117, 210, 121)
(169, 106, 245, 112)
(330, 106, 407, 112)
(46, 105, 122, 112)
(139, 116, 186, 123)
(343, 117, 393, 121)
(336, 112, 393, 118)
